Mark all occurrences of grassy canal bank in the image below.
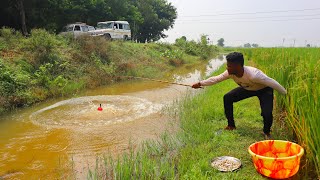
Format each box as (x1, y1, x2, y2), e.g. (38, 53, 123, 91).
(0, 28, 218, 114)
(89, 48, 318, 179)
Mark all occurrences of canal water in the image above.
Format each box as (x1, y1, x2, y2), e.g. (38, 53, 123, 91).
(0, 56, 225, 179)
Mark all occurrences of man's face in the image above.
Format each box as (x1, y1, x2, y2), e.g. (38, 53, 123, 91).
(226, 62, 241, 75)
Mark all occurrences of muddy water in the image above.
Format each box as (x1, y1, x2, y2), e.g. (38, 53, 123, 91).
(0, 56, 225, 179)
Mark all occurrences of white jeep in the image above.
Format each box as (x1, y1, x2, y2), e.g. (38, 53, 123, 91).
(94, 21, 131, 40)
(60, 23, 101, 38)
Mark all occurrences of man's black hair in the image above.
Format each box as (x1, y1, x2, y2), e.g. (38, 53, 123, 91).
(226, 52, 244, 66)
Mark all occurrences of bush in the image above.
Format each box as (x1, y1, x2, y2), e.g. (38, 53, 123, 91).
(22, 29, 67, 67)
(184, 40, 201, 56)
(74, 36, 110, 64)
(0, 38, 7, 51)
(160, 49, 183, 60)
(0, 27, 23, 50)
(174, 35, 218, 60)
(0, 59, 31, 107)
(175, 36, 187, 48)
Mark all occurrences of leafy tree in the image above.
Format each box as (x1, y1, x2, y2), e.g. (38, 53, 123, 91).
(244, 43, 251, 48)
(0, 0, 31, 35)
(124, 4, 143, 41)
(175, 36, 187, 43)
(252, 43, 259, 48)
(175, 36, 187, 48)
(134, 0, 177, 42)
(217, 38, 224, 47)
(15, 0, 28, 35)
(0, 0, 177, 42)
(200, 34, 209, 46)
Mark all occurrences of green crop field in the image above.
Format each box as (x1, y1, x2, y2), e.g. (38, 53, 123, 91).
(241, 48, 320, 178)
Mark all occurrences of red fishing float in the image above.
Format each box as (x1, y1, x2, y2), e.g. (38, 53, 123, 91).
(97, 104, 103, 111)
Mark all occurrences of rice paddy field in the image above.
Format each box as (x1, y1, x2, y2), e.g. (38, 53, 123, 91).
(241, 48, 320, 179)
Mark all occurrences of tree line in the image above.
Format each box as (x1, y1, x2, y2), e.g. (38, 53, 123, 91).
(0, 0, 177, 42)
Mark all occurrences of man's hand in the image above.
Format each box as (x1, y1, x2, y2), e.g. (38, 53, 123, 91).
(192, 82, 202, 89)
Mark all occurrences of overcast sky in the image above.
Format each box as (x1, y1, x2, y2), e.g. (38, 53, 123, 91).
(162, 0, 320, 47)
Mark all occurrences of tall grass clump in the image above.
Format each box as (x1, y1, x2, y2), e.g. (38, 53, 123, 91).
(0, 27, 24, 51)
(87, 133, 181, 179)
(241, 48, 320, 178)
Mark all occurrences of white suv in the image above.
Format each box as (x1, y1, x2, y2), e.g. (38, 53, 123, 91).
(60, 23, 99, 38)
(95, 21, 131, 40)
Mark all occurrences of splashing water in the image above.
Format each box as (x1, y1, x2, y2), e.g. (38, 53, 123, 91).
(30, 95, 162, 129)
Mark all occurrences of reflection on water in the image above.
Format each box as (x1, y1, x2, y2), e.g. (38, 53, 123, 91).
(0, 57, 225, 179)
(205, 54, 225, 77)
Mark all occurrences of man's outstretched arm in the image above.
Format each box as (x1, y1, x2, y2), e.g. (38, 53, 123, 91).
(192, 70, 229, 88)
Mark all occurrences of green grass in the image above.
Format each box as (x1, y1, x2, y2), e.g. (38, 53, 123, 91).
(87, 134, 181, 179)
(89, 63, 307, 179)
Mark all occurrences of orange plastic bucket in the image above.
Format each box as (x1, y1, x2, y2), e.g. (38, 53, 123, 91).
(248, 140, 304, 179)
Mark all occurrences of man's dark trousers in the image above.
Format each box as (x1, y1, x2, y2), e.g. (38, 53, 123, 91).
(223, 87, 274, 134)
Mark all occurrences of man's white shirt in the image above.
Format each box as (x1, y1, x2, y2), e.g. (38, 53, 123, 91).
(200, 66, 287, 94)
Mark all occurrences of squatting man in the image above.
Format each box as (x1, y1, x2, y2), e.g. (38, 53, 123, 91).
(192, 52, 287, 139)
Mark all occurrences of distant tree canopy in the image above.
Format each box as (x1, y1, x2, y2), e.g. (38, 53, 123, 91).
(217, 38, 224, 47)
(0, 0, 177, 42)
(175, 36, 187, 46)
(243, 43, 259, 48)
(243, 43, 251, 48)
(252, 43, 259, 48)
